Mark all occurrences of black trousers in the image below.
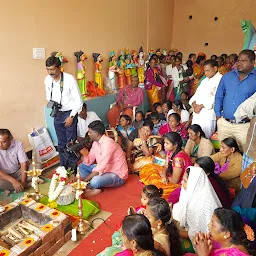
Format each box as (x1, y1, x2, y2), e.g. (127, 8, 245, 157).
(54, 110, 78, 170)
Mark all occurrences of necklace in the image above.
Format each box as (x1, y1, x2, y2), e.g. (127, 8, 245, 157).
(154, 228, 166, 236)
(136, 250, 152, 256)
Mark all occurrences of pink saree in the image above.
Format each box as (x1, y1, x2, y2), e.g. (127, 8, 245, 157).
(184, 247, 249, 256)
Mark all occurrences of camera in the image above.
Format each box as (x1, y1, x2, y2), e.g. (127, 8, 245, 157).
(47, 100, 62, 117)
(63, 135, 93, 161)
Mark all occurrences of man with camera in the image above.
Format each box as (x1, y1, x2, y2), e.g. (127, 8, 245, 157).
(45, 56, 83, 170)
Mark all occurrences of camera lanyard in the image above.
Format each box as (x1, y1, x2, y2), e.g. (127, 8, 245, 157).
(50, 72, 64, 103)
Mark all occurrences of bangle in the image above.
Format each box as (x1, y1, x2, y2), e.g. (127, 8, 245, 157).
(142, 141, 146, 144)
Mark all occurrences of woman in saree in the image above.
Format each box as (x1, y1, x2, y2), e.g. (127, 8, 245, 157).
(172, 167, 222, 244)
(126, 120, 162, 173)
(191, 53, 206, 95)
(185, 124, 215, 163)
(171, 99, 190, 127)
(159, 113, 188, 145)
(195, 157, 232, 208)
(210, 137, 242, 194)
(117, 214, 166, 256)
(144, 57, 167, 106)
(191, 208, 255, 256)
(217, 56, 229, 75)
(140, 132, 192, 199)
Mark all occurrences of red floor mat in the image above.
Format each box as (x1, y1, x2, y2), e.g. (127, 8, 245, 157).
(68, 174, 142, 256)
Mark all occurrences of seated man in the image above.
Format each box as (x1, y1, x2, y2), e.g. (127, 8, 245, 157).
(77, 103, 101, 140)
(79, 121, 128, 196)
(107, 76, 144, 128)
(0, 129, 28, 192)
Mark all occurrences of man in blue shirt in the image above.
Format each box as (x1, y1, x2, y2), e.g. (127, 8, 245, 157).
(214, 49, 256, 151)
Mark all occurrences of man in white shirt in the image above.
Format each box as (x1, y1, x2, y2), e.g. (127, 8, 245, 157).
(77, 103, 101, 139)
(189, 59, 222, 138)
(45, 56, 83, 170)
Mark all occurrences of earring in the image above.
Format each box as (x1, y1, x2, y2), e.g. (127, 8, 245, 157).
(157, 225, 161, 230)
(224, 235, 227, 239)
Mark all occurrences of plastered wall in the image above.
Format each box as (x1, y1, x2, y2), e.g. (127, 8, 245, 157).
(0, 0, 174, 150)
(172, 0, 256, 58)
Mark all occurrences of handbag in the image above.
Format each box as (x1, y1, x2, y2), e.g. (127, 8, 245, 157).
(240, 161, 256, 189)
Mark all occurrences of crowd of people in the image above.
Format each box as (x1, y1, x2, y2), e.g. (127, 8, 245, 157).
(1, 49, 256, 255)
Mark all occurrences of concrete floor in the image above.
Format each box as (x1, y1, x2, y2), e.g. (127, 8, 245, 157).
(38, 166, 112, 256)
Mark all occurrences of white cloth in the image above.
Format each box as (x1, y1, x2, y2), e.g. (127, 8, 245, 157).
(234, 91, 256, 122)
(180, 109, 190, 123)
(189, 72, 222, 138)
(189, 72, 222, 121)
(172, 166, 222, 243)
(166, 64, 173, 78)
(197, 119, 216, 139)
(171, 65, 188, 88)
(77, 112, 101, 137)
(167, 109, 189, 123)
(45, 72, 83, 117)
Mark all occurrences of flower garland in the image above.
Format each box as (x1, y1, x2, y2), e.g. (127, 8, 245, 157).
(48, 166, 67, 202)
(31, 177, 39, 191)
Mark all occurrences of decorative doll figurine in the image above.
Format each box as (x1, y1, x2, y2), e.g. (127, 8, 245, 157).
(108, 50, 119, 92)
(74, 51, 87, 98)
(138, 46, 145, 84)
(145, 48, 154, 70)
(254, 45, 256, 66)
(156, 48, 161, 57)
(51, 51, 68, 72)
(118, 49, 125, 67)
(131, 50, 138, 76)
(168, 48, 179, 56)
(125, 53, 132, 86)
(92, 53, 103, 90)
(117, 57, 126, 88)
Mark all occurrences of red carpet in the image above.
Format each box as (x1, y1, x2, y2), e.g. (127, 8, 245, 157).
(68, 174, 142, 256)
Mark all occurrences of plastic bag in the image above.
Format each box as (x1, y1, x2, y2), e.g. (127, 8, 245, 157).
(28, 126, 58, 162)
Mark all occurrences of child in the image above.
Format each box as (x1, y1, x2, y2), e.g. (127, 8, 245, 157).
(162, 100, 172, 119)
(161, 132, 191, 184)
(117, 115, 135, 150)
(97, 185, 164, 256)
(132, 111, 144, 129)
(128, 184, 163, 215)
(150, 112, 166, 135)
(153, 102, 166, 120)
(145, 102, 166, 120)
(146, 197, 182, 256)
(180, 91, 192, 114)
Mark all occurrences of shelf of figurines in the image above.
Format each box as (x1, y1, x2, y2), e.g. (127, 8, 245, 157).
(50, 47, 167, 100)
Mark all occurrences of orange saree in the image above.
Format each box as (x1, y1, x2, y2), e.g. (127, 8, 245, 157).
(139, 164, 180, 199)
